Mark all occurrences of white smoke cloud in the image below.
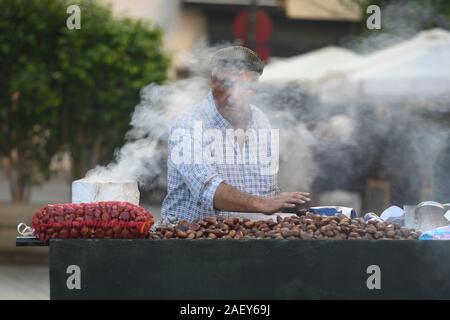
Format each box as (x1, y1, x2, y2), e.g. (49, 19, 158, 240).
(83, 42, 318, 195)
(83, 2, 450, 208)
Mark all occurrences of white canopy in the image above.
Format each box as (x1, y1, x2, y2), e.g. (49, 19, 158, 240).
(260, 46, 363, 83)
(317, 29, 450, 103)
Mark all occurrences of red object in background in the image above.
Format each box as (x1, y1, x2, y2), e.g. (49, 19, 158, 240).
(233, 9, 273, 62)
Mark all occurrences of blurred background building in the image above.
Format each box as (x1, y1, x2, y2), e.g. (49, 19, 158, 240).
(104, 0, 363, 75)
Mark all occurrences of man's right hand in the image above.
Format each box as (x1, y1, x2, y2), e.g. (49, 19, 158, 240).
(213, 183, 311, 215)
(259, 192, 311, 215)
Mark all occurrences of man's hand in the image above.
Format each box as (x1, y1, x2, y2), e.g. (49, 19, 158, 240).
(259, 192, 311, 215)
(213, 183, 310, 215)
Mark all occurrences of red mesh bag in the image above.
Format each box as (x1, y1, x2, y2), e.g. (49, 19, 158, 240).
(32, 201, 154, 242)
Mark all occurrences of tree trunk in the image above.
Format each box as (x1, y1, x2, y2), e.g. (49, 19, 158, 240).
(70, 129, 86, 180)
(3, 148, 32, 203)
(90, 134, 103, 168)
(71, 148, 86, 180)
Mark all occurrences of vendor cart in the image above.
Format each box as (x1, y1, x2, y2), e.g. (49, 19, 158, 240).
(16, 237, 450, 299)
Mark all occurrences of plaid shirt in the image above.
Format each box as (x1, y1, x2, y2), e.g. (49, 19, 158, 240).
(161, 91, 280, 223)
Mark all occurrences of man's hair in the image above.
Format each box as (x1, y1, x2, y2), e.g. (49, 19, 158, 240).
(209, 46, 264, 76)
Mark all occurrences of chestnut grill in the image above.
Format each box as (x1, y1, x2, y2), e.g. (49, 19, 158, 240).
(16, 207, 448, 299)
(22, 238, 450, 299)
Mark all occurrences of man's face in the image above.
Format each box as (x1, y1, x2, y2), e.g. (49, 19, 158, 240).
(213, 69, 260, 108)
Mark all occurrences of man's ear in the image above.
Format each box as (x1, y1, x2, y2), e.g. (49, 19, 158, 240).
(210, 76, 219, 93)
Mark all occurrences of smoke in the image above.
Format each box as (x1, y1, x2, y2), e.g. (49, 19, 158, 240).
(337, 1, 450, 205)
(83, 43, 237, 187)
(84, 44, 213, 186)
(83, 42, 319, 195)
(84, 1, 449, 209)
(83, 77, 210, 187)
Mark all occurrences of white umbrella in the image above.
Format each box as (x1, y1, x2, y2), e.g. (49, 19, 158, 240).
(260, 46, 363, 83)
(318, 29, 450, 103)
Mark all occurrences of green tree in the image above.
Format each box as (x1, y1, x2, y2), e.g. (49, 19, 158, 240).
(56, 1, 169, 179)
(0, 0, 169, 202)
(0, 0, 65, 202)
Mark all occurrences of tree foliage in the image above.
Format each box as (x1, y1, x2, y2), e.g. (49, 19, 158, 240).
(0, 0, 169, 202)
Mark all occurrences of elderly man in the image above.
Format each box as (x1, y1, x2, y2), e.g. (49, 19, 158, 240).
(161, 46, 310, 223)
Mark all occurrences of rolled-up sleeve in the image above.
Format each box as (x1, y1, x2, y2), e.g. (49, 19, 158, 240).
(178, 164, 224, 211)
(168, 123, 225, 211)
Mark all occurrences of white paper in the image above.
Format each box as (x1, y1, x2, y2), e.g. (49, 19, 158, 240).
(72, 180, 140, 205)
(380, 205, 404, 221)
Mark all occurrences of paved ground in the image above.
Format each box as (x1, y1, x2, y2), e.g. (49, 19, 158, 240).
(0, 170, 72, 204)
(0, 264, 49, 300)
